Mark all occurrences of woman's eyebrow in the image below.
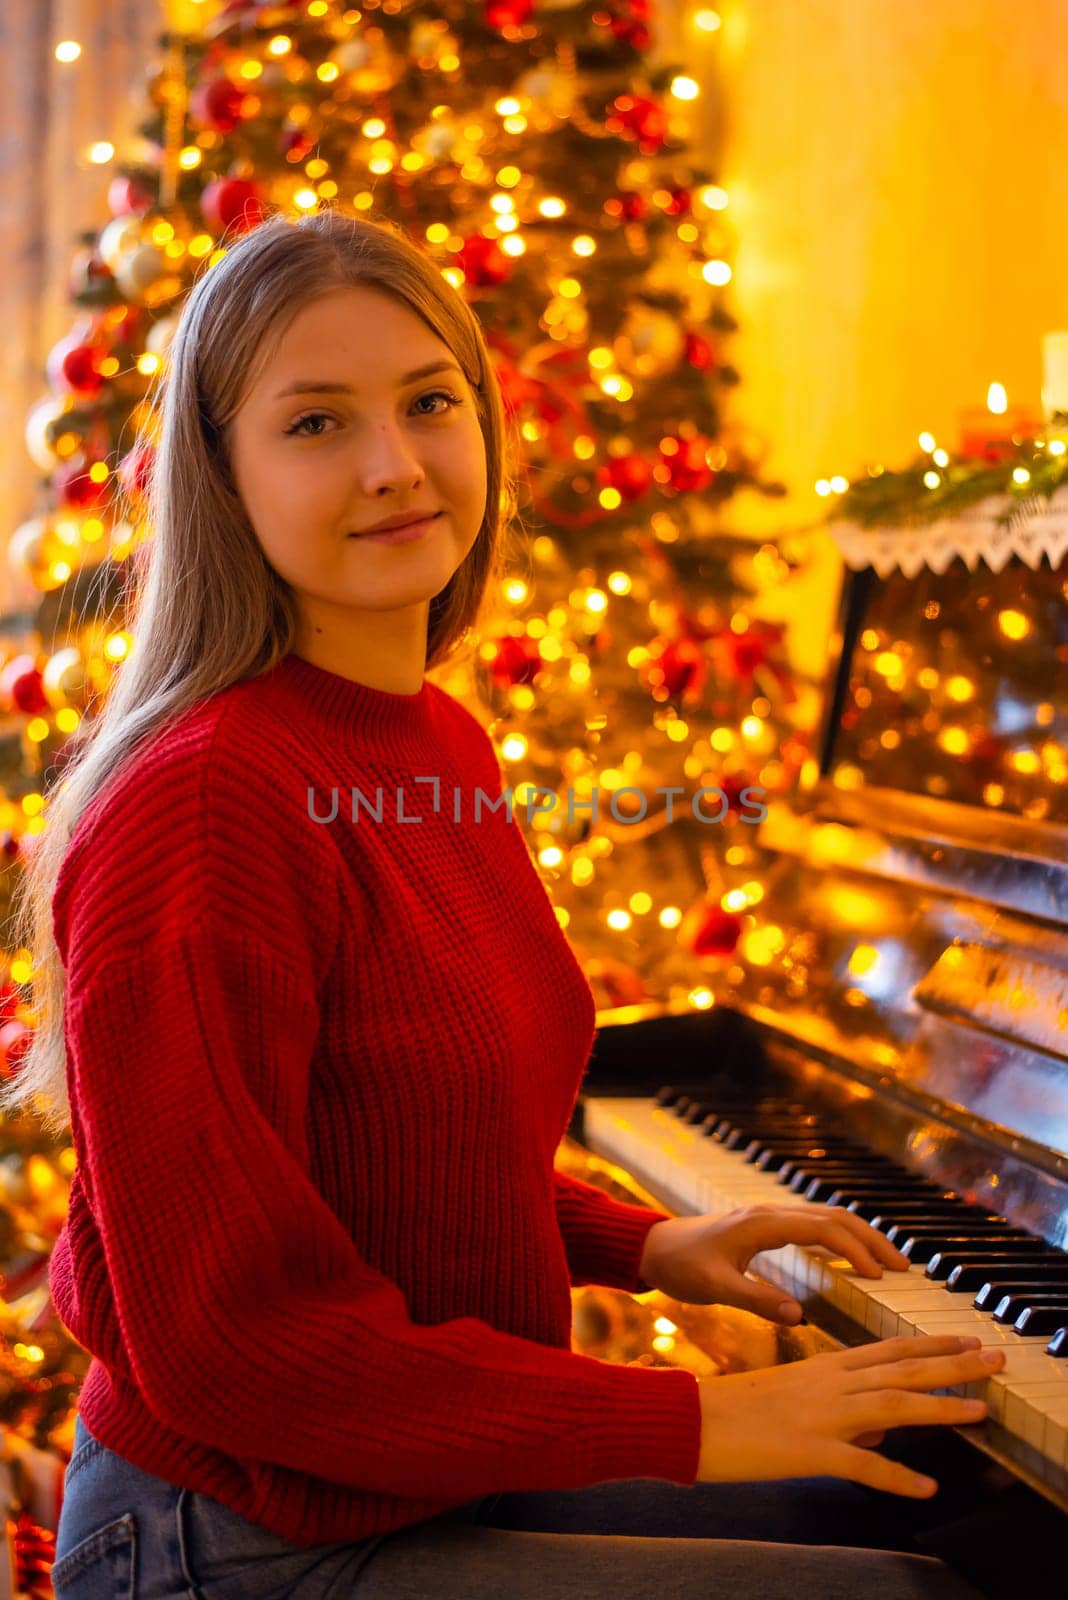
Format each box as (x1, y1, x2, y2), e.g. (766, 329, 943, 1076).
(272, 360, 464, 400)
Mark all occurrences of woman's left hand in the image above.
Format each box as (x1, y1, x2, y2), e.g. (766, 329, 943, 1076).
(636, 1204, 911, 1325)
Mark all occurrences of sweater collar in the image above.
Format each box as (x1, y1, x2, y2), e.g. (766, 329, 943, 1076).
(268, 651, 436, 744)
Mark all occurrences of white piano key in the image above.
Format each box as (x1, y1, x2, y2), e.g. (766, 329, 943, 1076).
(1042, 1399, 1068, 1469)
(1004, 1383, 1068, 1451)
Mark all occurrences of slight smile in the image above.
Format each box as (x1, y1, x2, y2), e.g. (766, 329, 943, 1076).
(347, 513, 443, 546)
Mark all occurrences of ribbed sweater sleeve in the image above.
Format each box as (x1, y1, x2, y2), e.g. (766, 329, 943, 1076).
(553, 1171, 672, 1294)
(53, 722, 702, 1502)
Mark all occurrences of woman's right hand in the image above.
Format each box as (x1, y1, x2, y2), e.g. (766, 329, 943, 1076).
(695, 1333, 1005, 1498)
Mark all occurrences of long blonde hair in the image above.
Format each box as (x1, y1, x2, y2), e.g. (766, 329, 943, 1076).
(1, 205, 519, 1139)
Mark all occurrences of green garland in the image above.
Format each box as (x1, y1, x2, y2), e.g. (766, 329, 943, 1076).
(822, 435, 1068, 530)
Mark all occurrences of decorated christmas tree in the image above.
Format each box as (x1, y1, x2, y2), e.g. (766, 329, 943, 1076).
(5, 0, 824, 1037)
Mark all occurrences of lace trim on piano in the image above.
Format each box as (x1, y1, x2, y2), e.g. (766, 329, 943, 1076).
(829, 484, 1068, 576)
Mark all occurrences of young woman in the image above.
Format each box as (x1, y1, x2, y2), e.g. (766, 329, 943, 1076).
(5, 209, 999, 1599)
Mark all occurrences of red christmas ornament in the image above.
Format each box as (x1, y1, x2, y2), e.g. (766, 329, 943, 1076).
(485, 0, 534, 30)
(717, 774, 756, 820)
(692, 906, 743, 959)
(458, 234, 511, 288)
(200, 177, 266, 235)
(603, 0, 653, 49)
(717, 631, 768, 679)
(191, 76, 250, 134)
(606, 94, 668, 155)
(612, 190, 650, 223)
(647, 637, 707, 700)
(662, 185, 692, 216)
(1, 656, 49, 715)
(598, 452, 653, 503)
(659, 434, 716, 493)
(712, 620, 786, 683)
(53, 461, 111, 512)
(47, 332, 110, 397)
(107, 174, 155, 216)
(280, 126, 315, 164)
(684, 331, 716, 372)
(487, 634, 541, 688)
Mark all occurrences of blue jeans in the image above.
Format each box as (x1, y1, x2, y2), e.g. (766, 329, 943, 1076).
(53, 1414, 988, 1599)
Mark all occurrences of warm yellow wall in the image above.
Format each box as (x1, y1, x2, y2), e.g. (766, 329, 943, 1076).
(656, 0, 1068, 674)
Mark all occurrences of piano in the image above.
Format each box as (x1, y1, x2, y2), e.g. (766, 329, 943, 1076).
(566, 504, 1068, 1591)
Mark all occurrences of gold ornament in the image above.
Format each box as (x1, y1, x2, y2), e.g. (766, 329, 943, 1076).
(514, 62, 577, 128)
(6, 518, 50, 597)
(615, 304, 685, 380)
(97, 215, 145, 272)
(114, 242, 169, 301)
(23, 397, 73, 472)
(331, 34, 404, 96)
(42, 648, 88, 710)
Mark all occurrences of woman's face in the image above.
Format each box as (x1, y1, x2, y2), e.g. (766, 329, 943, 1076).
(228, 284, 488, 642)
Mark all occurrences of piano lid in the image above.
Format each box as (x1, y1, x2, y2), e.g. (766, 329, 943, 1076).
(709, 542, 1068, 1172)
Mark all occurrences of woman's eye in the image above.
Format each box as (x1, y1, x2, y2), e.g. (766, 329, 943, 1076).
(284, 389, 462, 437)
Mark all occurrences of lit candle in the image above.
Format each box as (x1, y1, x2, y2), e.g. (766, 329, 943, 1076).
(958, 382, 1040, 459)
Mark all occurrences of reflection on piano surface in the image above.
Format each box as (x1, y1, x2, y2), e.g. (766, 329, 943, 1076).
(568, 541, 1068, 1591)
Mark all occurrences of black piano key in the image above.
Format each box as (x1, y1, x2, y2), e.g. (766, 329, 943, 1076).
(1014, 1305, 1068, 1336)
(850, 1200, 965, 1222)
(778, 1156, 902, 1182)
(876, 1209, 1010, 1235)
(756, 1149, 869, 1173)
(756, 1145, 886, 1173)
(899, 1235, 1043, 1266)
(927, 1250, 1064, 1282)
(825, 1184, 957, 1207)
(888, 1222, 1029, 1248)
(949, 1259, 1068, 1292)
(974, 1273, 1068, 1308)
(748, 1137, 876, 1156)
(741, 1135, 840, 1152)
(993, 1292, 1068, 1324)
(802, 1177, 945, 1202)
(782, 1163, 914, 1188)
(713, 1114, 823, 1140)
(745, 1141, 891, 1167)
(1046, 1327, 1068, 1356)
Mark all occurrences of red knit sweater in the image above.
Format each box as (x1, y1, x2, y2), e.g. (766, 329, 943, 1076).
(48, 651, 702, 1549)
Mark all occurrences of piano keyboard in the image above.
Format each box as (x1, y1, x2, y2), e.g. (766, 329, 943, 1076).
(583, 1087, 1068, 1500)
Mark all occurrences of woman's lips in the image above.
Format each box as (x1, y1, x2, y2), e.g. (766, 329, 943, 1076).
(348, 513, 442, 545)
